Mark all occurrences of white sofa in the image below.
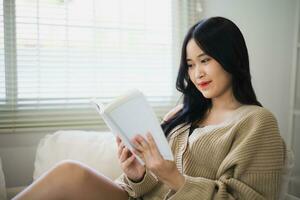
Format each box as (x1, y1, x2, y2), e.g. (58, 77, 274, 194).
(7, 130, 123, 199)
(33, 130, 123, 181)
(5, 130, 296, 200)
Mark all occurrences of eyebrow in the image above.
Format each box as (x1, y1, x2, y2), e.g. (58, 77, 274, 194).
(186, 53, 206, 61)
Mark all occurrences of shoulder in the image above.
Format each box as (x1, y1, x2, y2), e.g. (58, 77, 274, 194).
(162, 104, 184, 122)
(227, 106, 285, 173)
(236, 105, 280, 136)
(241, 105, 278, 125)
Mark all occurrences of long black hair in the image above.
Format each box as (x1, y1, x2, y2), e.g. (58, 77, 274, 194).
(161, 16, 262, 137)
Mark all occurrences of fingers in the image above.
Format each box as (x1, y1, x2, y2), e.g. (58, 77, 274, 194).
(116, 136, 121, 146)
(132, 149, 144, 160)
(132, 133, 158, 154)
(131, 134, 150, 162)
(132, 138, 144, 152)
(117, 141, 124, 157)
(118, 141, 132, 160)
(122, 154, 136, 168)
(119, 145, 131, 162)
(146, 132, 159, 153)
(133, 134, 149, 150)
(118, 133, 159, 167)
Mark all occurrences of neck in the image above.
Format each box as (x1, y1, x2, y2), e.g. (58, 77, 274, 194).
(211, 89, 242, 111)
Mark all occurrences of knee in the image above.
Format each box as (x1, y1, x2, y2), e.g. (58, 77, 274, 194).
(51, 160, 88, 185)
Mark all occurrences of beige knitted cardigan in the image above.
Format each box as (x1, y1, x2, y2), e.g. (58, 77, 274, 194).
(115, 105, 286, 200)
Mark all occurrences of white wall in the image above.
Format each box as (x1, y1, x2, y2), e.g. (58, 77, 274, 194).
(202, 0, 297, 144)
(203, 2, 300, 197)
(0, 0, 298, 188)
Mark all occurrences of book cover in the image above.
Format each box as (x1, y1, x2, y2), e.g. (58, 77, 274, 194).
(91, 89, 174, 165)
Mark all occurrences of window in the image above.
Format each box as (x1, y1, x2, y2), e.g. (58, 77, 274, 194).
(0, 0, 4, 104)
(0, 0, 202, 133)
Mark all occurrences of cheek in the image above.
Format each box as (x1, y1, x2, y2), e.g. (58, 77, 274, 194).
(213, 73, 232, 91)
(187, 69, 194, 82)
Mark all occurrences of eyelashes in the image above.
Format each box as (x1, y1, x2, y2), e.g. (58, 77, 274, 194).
(187, 58, 211, 68)
(201, 58, 211, 63)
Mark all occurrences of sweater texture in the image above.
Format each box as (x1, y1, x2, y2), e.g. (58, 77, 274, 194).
(115, 105, 287, 200)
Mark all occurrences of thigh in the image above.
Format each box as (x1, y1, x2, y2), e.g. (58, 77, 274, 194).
(13, 160, 130, 200)
(63, 161, 129, 200)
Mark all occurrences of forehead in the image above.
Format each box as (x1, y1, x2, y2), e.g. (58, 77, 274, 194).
(186, 39, 204, 58)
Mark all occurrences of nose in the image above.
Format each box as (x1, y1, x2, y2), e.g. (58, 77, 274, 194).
(194, 64, 204, 79)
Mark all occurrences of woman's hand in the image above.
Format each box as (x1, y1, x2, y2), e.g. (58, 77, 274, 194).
(131, 133, 185, 191)
(116, 136, 146, 182)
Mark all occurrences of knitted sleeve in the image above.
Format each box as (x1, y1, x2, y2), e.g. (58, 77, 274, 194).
(114, 168, 159, 198)
(164, 108, 286, 200)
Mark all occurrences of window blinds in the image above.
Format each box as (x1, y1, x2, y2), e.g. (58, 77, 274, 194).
(0, 0, 203, 134)
(0, 0, 3, 105)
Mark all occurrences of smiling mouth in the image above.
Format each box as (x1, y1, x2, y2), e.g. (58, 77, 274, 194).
(198, 81, 211, 88)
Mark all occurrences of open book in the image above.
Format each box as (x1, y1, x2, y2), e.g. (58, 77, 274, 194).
(91, 89, 174, 165)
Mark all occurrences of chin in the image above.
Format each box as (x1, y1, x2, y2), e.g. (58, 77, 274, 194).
(200, 92, 213, 99)
(200, 90, 219, 99)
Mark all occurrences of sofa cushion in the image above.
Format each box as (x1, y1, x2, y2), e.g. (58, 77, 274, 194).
(33, 130, 122, 181)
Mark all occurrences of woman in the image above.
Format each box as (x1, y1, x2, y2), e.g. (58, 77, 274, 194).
(14, 17, 286, 200)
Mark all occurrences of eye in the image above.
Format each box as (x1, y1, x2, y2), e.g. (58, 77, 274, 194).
(201, 58, 211, 64)
(187, 63, 194, 68)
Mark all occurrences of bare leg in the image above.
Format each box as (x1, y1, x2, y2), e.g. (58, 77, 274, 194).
(12, 160, 129, 200)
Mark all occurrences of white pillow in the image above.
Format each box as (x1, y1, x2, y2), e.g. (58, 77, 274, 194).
(0, 157, 7, 200)
(33, 130, 122, 181)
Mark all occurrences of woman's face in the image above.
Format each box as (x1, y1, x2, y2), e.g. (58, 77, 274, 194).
(186, 39, 233, 99)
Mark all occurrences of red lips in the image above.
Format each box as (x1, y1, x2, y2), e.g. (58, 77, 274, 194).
(198, 81, 212, 88)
